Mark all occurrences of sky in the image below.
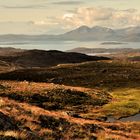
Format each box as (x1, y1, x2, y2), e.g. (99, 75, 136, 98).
(0, 0, 140, 34)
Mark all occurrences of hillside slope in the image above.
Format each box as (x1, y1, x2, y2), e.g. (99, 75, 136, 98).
(0, 81, 139, 140)
(0, 61, 139, 90)
(0, 49, 110, 68)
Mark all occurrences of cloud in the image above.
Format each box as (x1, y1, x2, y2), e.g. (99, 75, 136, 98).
(0, 0, 84, 9)
(62, 7, 140, 29)
(0, 0, 49, 9)
(0, 21, 51, 34)
(1, 6, 140, 35)
(52, 1, 84, 5)
(1, 4, 47, 9)
(0, 19, 67, 35)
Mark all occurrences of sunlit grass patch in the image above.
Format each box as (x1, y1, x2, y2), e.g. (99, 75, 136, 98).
(0, 131, 27, 139)
(102, 88, 140, 118)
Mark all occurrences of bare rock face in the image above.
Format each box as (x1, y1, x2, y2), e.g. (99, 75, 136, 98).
(0, 112, 18, 131)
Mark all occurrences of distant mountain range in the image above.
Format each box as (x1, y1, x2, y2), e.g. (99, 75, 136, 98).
(0, 26, 140, 42)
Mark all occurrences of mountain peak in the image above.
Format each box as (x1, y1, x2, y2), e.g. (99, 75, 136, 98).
(77, 25, 90, 30)
(76, 25, 91, 33)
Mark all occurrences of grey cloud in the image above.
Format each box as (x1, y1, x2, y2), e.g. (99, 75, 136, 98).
(52, 1, 84, 5)
(1, 4, 47, 9)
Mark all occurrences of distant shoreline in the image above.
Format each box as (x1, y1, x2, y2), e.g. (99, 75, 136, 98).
(101, 41, 127, 45)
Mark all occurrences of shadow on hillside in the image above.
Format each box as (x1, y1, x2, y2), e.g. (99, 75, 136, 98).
(0, 88, 110, 112)
(0, 61, 139, 90)
(0, 112, 18, 131)
(38, 114, 102, 139)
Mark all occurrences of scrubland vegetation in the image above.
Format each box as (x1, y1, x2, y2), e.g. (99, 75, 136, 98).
(0, 59, 139, 139)
(0, 48, 139, 139)
(0, 81, 139, 139)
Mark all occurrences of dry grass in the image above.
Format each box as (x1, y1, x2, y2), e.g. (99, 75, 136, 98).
(0, 81, 139, 139)
(0, 131, 28, 139)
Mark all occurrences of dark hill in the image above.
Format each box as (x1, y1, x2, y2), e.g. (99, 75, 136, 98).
(0, 49, 110, 68)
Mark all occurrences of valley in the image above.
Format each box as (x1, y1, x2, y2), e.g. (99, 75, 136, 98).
(0, 47, 139, 139)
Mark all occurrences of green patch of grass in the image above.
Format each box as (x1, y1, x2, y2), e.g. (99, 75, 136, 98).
(102, 88, 140, 118)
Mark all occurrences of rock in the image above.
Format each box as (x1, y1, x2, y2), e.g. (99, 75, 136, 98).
(66, 111, 82, 118)
(101, 69, 107, 73)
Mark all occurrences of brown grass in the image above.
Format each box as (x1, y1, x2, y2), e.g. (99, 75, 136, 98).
(0, 81, 139, 139)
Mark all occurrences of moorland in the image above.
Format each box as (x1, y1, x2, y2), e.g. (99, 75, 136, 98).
(0, 47, 139, 139)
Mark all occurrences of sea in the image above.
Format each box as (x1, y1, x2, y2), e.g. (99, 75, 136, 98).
(0, 41, 140, 51)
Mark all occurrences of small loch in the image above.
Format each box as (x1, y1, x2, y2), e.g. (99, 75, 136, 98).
(107, 113, 140, 122)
